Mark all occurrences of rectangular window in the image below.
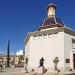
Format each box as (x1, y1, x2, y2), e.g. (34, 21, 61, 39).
(65, 59, 70, 63)
(54, 32, 58, 34)
(72, 39, 75, 49)
(34, 35, 37, 37)
(54, 32, 58, 37)
(43, 34, 47, 39)
(33, 35, 37, 40)
(38, 35, 42, 39)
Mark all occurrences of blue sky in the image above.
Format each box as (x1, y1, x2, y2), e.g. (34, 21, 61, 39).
(0, 0, 75, 55)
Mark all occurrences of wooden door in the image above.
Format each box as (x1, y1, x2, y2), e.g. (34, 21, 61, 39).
(73, 54, 75, 69)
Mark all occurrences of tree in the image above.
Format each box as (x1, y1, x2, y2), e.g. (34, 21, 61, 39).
(7, 40, 10, 67)
(53, 57, 59, 71)
(18, 55, 24, 67)
(18, 55, 24, 62)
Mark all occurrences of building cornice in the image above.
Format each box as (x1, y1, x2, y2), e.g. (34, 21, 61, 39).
(25, 27, 75, 44)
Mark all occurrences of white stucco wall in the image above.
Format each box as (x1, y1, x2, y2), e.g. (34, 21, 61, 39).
(25, 39, 30, 58)
(25, 28, 75, 71)
(16, 50, 23, 56)
(64, 33, 75, 70)
(26, 31, 64, 70)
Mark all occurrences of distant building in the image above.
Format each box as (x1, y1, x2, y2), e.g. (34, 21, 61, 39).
(16, 49, 23, 56)
(15, 50, 24, 67)
(24, 3, 75, 71)
(0, 50, 24, 67)
(0, 54, 16, 67)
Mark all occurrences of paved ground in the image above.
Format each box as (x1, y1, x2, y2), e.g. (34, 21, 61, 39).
(0, 67, 59, 75)
(0, 67, 26, 75)
(0, 67, 75, 75)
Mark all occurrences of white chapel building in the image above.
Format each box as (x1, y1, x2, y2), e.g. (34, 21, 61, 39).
(24, 3, 75, 71)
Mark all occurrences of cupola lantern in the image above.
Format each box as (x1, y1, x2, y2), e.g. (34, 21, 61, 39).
(47, 3, 56, 17)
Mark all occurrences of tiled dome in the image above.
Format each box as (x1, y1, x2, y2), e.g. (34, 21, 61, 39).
(37, 3, 64, 31)
(47, 3, 56, 10)
(37, 16, 64, 31)
(42, 16, 64, 26)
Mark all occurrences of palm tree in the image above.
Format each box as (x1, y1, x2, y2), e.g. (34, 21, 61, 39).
(53, 57, 59, 71)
